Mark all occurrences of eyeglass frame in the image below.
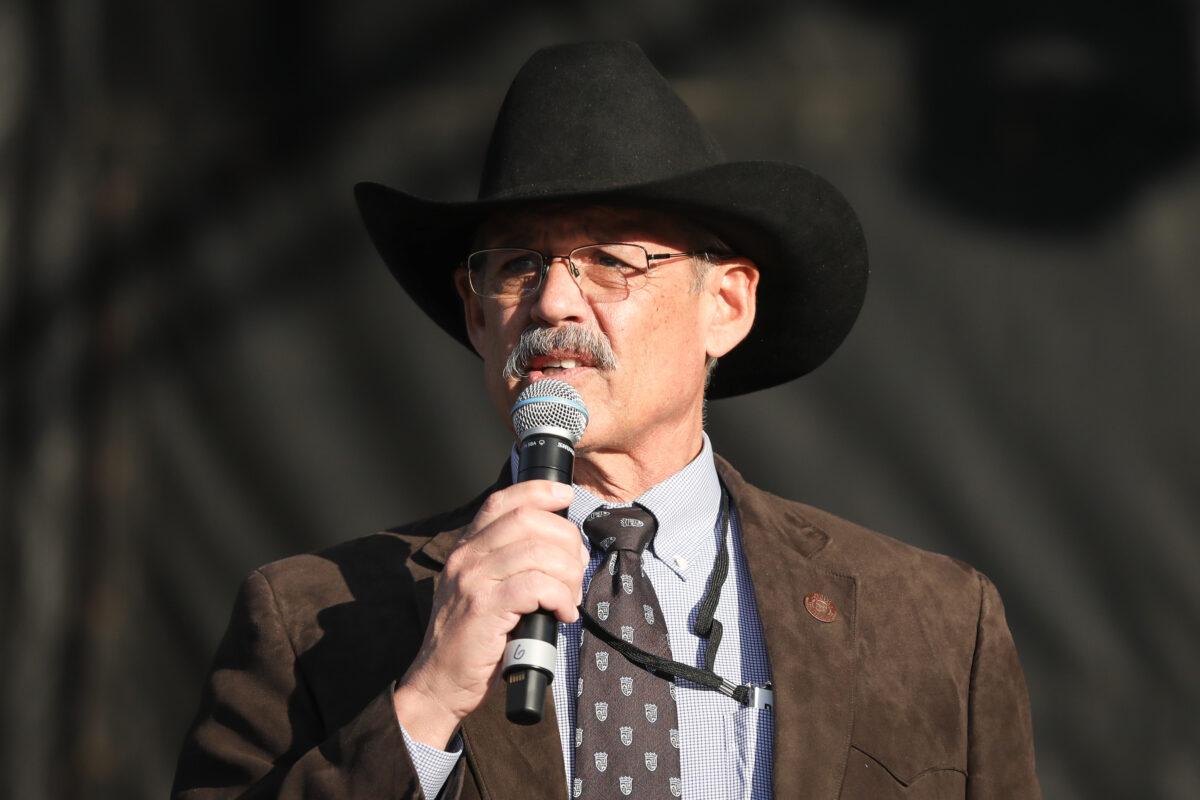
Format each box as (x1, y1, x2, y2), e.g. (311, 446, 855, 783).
(462, 242, 735, 301)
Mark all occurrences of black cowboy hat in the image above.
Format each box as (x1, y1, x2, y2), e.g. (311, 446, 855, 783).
(355, 41, 868, 399)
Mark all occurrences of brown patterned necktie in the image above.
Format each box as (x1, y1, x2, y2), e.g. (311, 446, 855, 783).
(575, 505, 682, 799)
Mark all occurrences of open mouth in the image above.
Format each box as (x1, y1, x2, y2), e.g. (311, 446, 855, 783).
(526, 351, 596, 380)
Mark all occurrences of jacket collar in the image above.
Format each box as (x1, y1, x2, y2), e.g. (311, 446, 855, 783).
(410, 455, 859, 800)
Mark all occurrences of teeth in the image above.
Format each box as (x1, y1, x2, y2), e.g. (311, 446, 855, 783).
(541, 359, 578, 370)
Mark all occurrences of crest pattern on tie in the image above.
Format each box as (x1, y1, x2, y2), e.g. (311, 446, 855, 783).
(576, 504, 681, 799)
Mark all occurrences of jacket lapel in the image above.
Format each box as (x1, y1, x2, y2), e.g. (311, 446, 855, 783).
(718, 458, 858, 800)
(409, 464, 567, 800)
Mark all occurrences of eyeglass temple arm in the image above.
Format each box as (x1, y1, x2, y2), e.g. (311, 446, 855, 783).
(646, 250, 734, 263)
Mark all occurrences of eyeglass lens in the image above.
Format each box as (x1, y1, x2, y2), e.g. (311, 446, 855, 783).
(468, 244, 648, 300)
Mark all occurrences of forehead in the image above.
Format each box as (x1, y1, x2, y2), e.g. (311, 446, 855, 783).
(475, 204, 707, 248)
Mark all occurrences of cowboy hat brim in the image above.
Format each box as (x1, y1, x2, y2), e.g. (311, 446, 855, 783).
(355, 159, 868, 399)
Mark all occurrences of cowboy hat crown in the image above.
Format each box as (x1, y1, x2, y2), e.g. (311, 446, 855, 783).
(355, 40, 868, 398)
(479, 41, 724, 199)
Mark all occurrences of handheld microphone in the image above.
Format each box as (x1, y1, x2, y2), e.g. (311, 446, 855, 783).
(501, 378, 589, 725)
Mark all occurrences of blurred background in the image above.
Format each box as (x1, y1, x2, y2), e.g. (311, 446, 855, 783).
(2, 1, 1198, 797)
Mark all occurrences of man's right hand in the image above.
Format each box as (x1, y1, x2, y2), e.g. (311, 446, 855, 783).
(392, 480, 587, 749)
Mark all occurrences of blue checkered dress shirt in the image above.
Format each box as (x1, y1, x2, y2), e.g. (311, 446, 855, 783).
(402, 434, 774, 799)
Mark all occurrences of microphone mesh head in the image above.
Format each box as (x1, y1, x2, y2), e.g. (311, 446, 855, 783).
(510, 379, 589, 444)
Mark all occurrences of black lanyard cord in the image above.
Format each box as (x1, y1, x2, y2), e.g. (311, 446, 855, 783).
(575, 485, 759, 708)
(692, 486, 730, 673)
(577, 608, 750, 705)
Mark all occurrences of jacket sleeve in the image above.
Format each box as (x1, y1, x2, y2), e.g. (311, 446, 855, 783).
(966, 573, 1042, 800)
(171, 568, 463, 800)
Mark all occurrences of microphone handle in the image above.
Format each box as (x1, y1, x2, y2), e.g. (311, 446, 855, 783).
(503, 432, 575, 724)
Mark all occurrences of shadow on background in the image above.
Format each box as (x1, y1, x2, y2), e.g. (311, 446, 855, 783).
(905, 0, 1198, 231)
(2, 1, 1197, 798)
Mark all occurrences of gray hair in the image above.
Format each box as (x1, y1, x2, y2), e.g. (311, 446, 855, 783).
(502, 324, 619, 381)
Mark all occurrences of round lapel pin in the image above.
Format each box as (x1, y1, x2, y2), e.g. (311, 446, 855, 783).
(804, 591, 838, 623)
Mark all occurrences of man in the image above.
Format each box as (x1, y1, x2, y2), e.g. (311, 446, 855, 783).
(172, 42, 1040, 799)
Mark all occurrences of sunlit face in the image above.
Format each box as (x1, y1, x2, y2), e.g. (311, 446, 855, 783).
(454, 205, 745, 456)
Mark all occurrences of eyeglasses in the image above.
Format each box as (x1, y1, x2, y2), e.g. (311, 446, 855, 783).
(464, 243, 725, 302)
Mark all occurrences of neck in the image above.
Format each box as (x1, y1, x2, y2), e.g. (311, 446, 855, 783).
(572, 418, 706, 503)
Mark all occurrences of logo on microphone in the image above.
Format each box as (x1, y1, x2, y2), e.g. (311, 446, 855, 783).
(619, 517, 644, 528)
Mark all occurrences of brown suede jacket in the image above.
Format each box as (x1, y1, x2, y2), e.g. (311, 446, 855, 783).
(172, 456, 1041, 799)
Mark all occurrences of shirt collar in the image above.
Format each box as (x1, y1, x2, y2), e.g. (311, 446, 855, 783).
(508, 433, 723, 580)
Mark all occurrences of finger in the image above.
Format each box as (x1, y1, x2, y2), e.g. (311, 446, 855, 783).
(465, 505, 583, 560)
(495, 570, 580, 624)
(471, 481, 574, 532)
(478, 537, 585, 589)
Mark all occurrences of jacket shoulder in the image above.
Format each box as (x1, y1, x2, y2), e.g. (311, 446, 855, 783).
(247, 485, 492, 648)
(793, 499, 982, 593)
(223, 489, 494, 730)
(256, 483, 490, 593)
(717, 455, 982, 599)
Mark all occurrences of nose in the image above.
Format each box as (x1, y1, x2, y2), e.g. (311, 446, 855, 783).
(530, 255, 588, 325)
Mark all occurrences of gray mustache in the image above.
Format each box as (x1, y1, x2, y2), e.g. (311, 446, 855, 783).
(502, 325, 619, 380)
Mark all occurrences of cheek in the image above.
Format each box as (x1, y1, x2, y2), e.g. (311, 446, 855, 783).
(637, 296, 698, 347)
(481, 307, 523, 358)
(613, 318, 690, 384)
(476, 309, 525, 417)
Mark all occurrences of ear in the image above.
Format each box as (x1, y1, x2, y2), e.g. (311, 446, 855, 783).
(454, 266, 487, 355)
(703, 258, 759, 359)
